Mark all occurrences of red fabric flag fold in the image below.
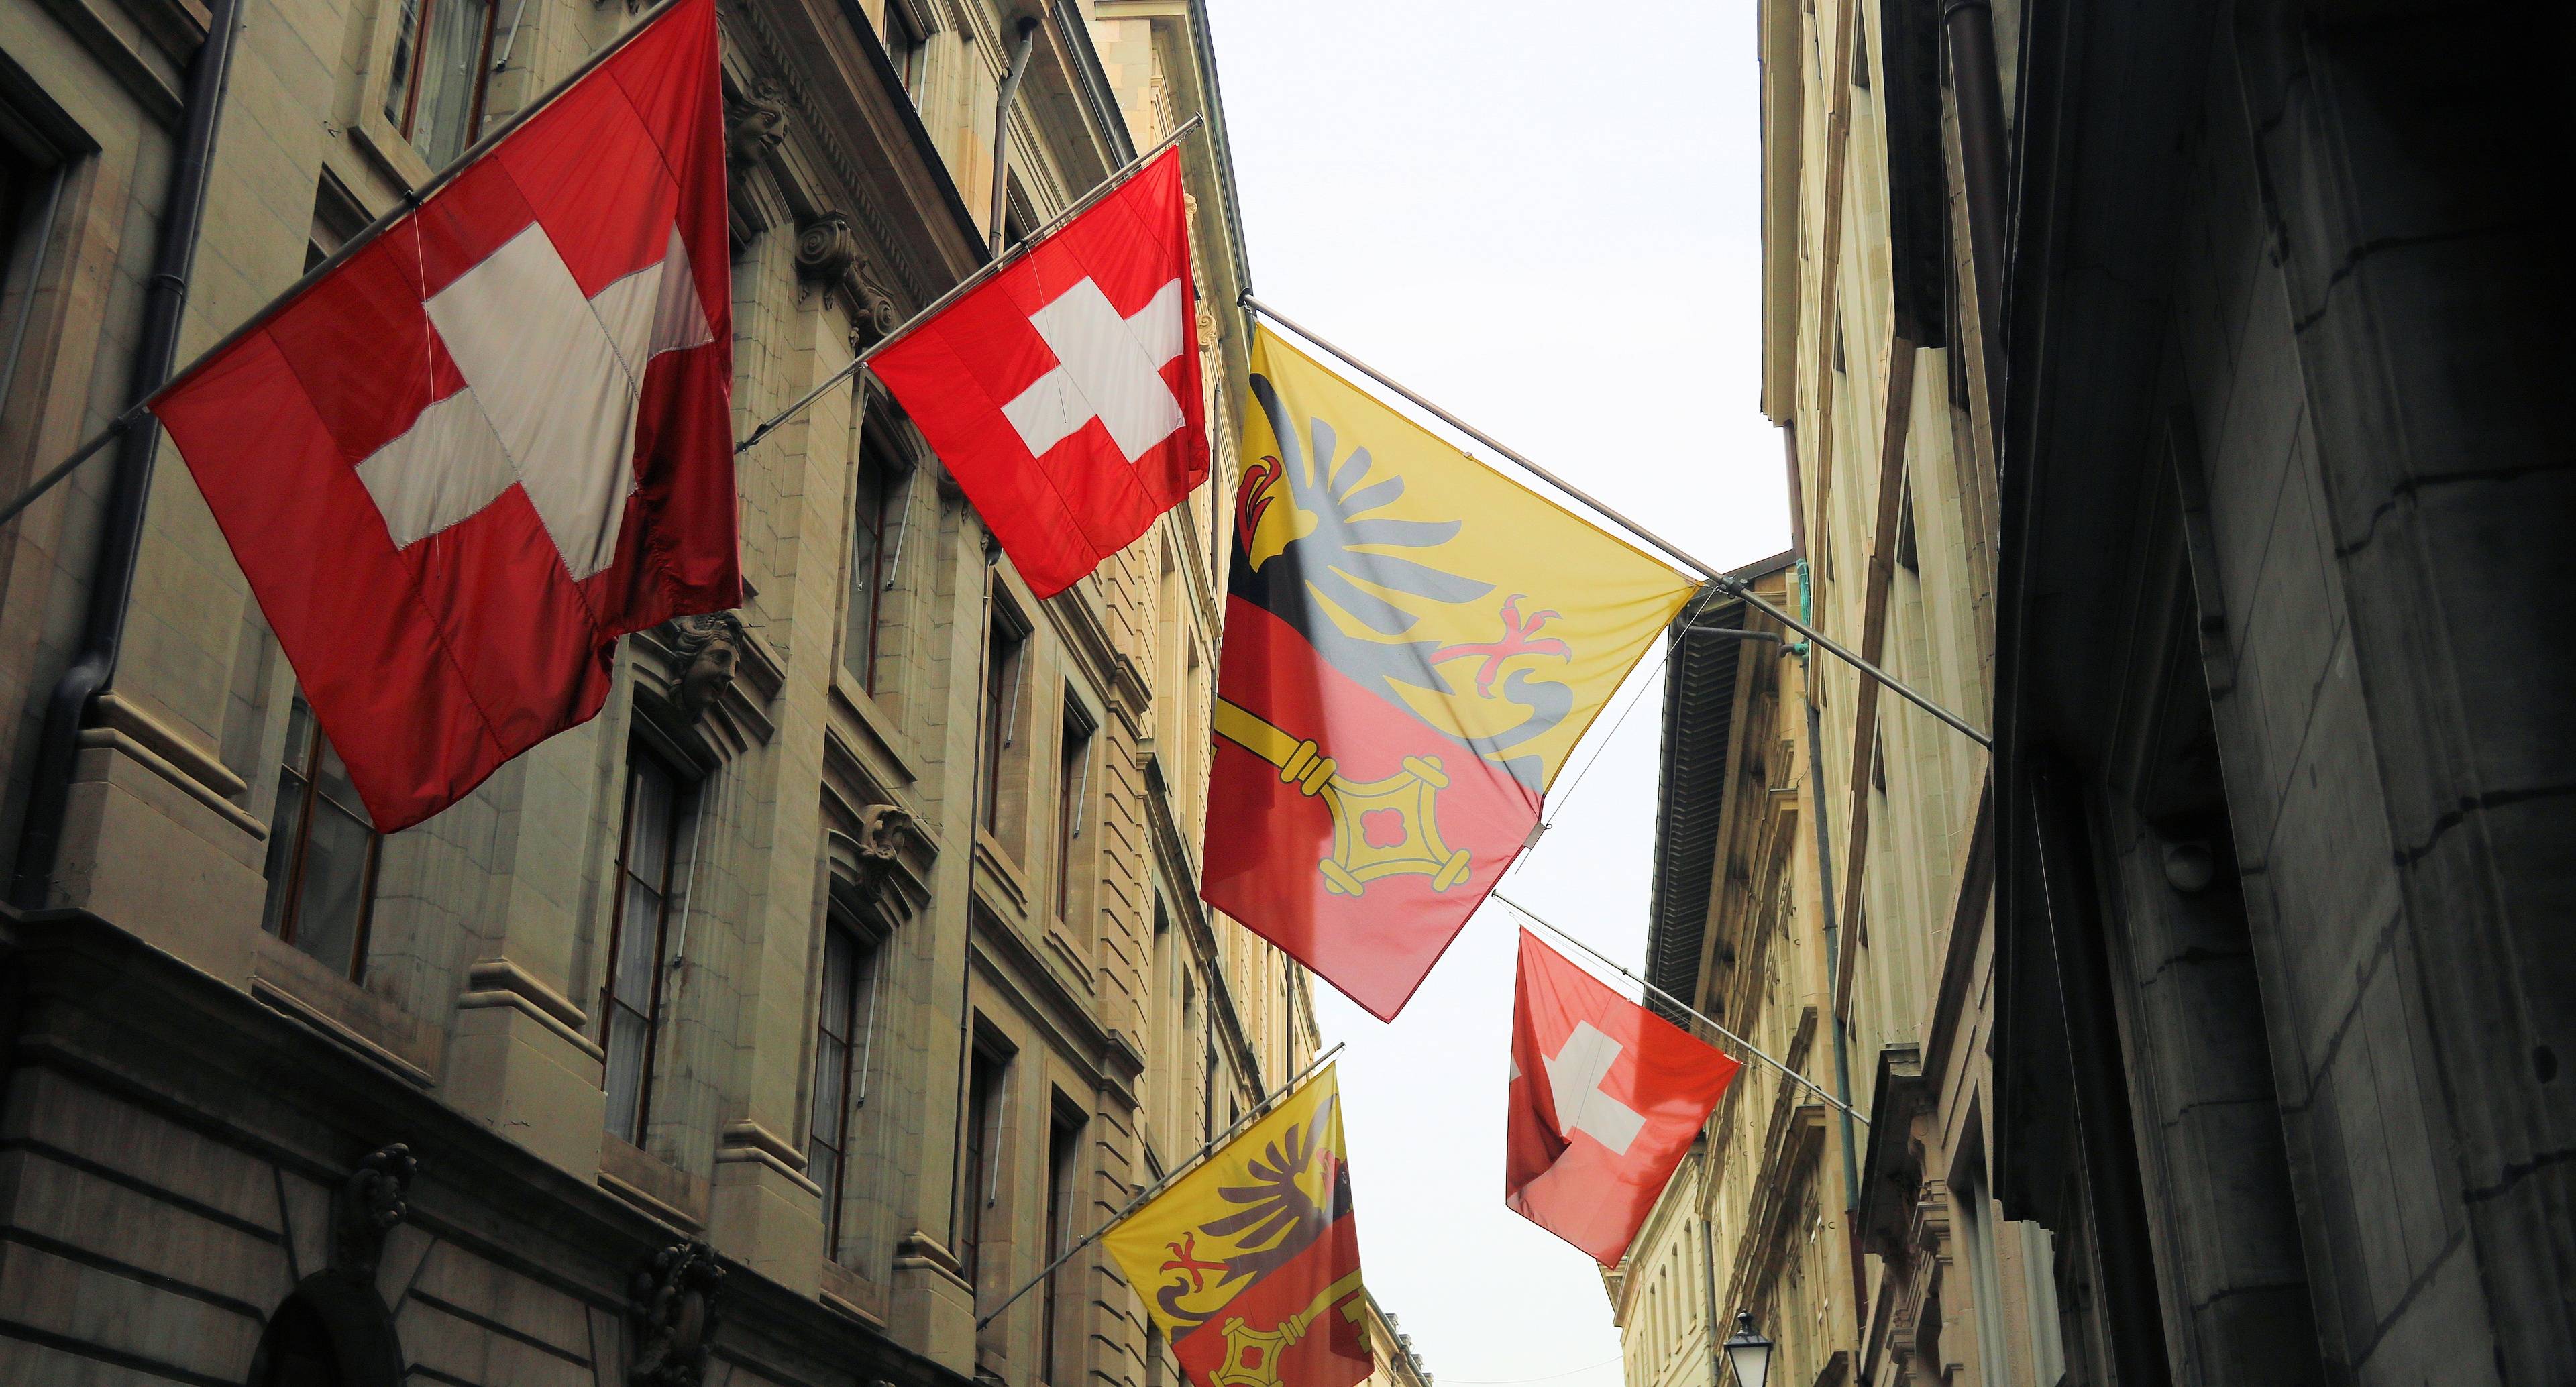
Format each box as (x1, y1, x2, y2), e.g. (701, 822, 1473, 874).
(867, 148, 1207, 598)
(154, 0, 737, 832)
(1507, 929, 1743, 1265)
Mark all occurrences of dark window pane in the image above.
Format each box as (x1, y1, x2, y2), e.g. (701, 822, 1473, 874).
(602, 749, 689, 1143)
(614, 879, 663, 1004)
(411, 0, 494, 165)
(260, 770, 311, 940)
(812, 1032, 848, 1149)
(845, 459, 888, 690)
(259, 695, 378, 978)
(290, 797, 375, 976)
(604, 1003, 649, 1138)
(384, 0, 423, 126)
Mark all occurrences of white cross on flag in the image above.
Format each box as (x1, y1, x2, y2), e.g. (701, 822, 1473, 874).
(1507, 929, 1742, 1264)
(152, 0, 735, 832)
(867, 148, 1205, 598)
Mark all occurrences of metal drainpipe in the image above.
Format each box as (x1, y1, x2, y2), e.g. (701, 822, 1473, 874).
(11, 0, 246, 907)
(1943, 0, 2010, 394)
(988, 16, 1040, 257)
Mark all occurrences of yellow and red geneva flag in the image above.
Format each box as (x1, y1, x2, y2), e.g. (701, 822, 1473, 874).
(1203, 328, 1697, 1018)
(1105, 1066, 1369, 1387)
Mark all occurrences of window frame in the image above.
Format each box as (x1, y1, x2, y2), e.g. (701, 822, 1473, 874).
(808, 920, 884, 1262)
(1042, 1103, 1085, 1384)
(845, 440, 903, 694)
(1054, 696, 1095, 924)
(260, 696, 383, 981)
(883, 3, 927, 99)
(601, 745, 692, 1144)
(957, 1038, 1008, 1289)
(978, 610, 1029, 840)
(382, 0, 501, 166)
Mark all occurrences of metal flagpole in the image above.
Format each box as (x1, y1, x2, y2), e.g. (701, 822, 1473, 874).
(973, 1040, 1345, 1331)
(0, 0, 693, 531)
(735, 112, 1206, 457)
(1493, 892, 1870, 1127)
(1238, 294, 1991, 750)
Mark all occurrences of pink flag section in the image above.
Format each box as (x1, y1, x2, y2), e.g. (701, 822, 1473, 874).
(1506, 929, 1743, 1265)
(153, 0, 737, 832)
(867, 148, 1205, 598)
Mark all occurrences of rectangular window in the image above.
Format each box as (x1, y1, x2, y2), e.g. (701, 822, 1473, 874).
(260, 694, 381, 979)
(2, 138, 66, 429)
(958, 1044, 1006, 1288)
(809, 922, 881, 1262)
(979, 616, 1026, 838)
(383, 0, 498, 168)
(602, 750, 690, 1143)
(1043, 1106, 1084, 1383)
(884, 5, 926, 100)
(304, 172, 368, 274)
(1893, 474, 1920, 572)
(1055, 703, 1093, 922)
(844, 446, 899, 692)
(1201, 1023, 1219, 1144)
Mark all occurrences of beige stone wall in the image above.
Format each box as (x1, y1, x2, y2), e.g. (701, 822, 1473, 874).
(1616, 1, 2054, 1386)
(0, 0, 1320, 1382)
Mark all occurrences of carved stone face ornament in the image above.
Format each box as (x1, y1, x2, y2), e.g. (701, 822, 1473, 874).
(724, 79, 789, 174)
(667, 612, 745, 724)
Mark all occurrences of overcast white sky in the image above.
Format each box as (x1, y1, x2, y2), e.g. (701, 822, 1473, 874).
(1203, 2, 1788, 1383)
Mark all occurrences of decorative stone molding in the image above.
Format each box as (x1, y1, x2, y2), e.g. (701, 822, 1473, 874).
(824, 803, 932, 922)
(724, 78, 789, 175)
(667, 612, 745, 726)
(794, 212, 859, 286)
(852, 802, 921, 873)
(331, 1143, 417, 1280)
(629, 1239, 725, 1387)
(796, 211, 904, 347)
(633, 614, 782, 762)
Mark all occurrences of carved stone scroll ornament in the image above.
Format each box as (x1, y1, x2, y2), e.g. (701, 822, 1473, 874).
(794, 213, 859, 287)
(796, 211, 903, 348)
(666, 612, 745, 725)
(629, 1239, 726, 1387)
(329, 1143, 417, 1280)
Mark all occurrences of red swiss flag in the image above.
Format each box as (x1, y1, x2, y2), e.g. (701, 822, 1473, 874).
(867, 148, 1206, 598)
(1507, 929, 1742, 1264)
(152, 0, 736, 833)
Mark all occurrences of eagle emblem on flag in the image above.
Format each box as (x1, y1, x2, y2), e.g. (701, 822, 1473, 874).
(1201, 329, 1695, 1019)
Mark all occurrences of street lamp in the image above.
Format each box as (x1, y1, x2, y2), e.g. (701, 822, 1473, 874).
(1722, 1311, 1774, 1387)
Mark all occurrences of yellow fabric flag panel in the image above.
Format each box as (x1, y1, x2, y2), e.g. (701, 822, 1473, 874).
(1234, 328, 1697, 789)
(1105, 1067, 1371, 1387)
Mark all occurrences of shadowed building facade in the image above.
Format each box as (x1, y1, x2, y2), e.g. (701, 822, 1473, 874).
(1619, 3, 2576, 1387)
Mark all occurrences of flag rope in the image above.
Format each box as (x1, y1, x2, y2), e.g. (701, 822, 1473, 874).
(732, 113, 1206, 457)
(1493, 892, 1869, 1127)
(971, 1039, 1346, 1332)
(1238, 294, 1991, 751)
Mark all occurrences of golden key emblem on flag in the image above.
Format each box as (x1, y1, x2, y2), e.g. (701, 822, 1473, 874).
(1206, 1272, 1369, 1387)
(1214, 700, 1472, 896)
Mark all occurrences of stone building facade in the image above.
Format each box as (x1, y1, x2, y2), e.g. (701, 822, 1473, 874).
(1604, 0, 2067, 1379)
(1987, 2, 2576, 1385)
(0, 0, 1342, 1384)
(1620, 2, 2576, 1387)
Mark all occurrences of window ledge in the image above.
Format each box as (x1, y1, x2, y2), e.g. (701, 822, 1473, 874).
(249, 937, 441, 1087)
(600, 1133, 710, 1231)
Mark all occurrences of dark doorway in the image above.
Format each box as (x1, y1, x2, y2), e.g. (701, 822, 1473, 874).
(246, 1276, 402, 1387)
